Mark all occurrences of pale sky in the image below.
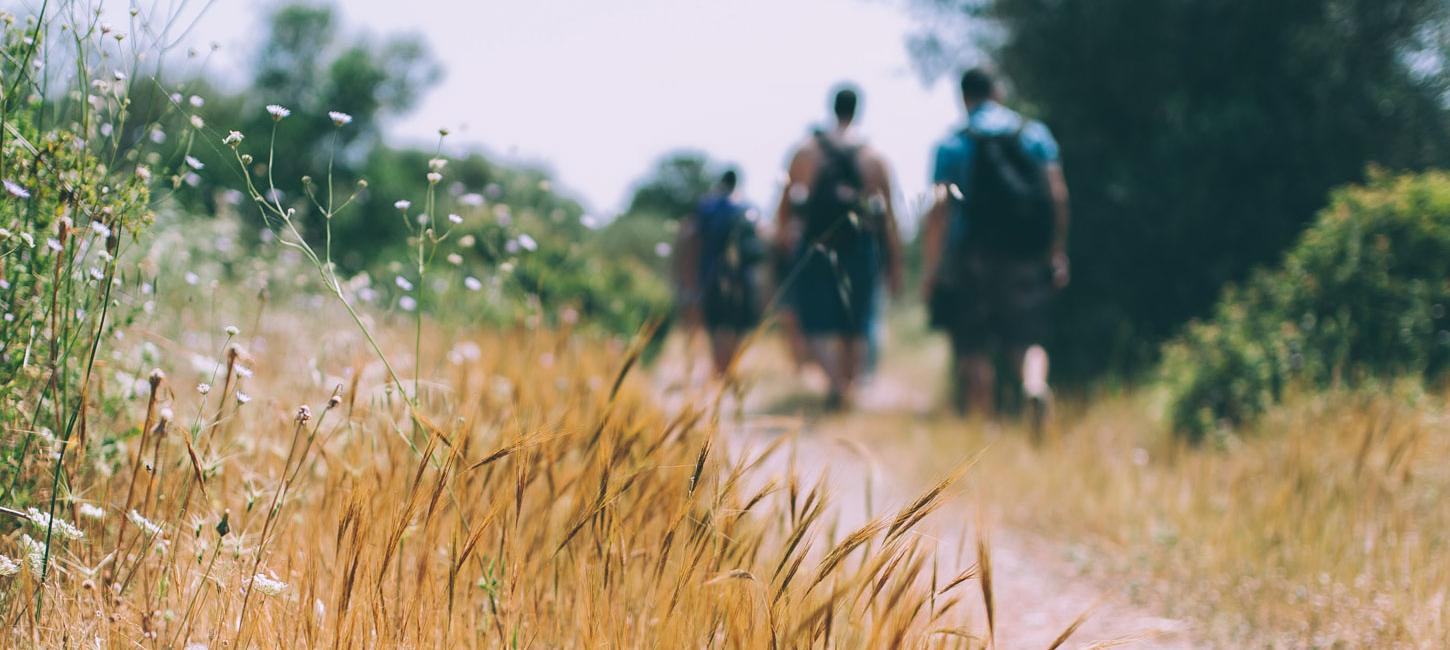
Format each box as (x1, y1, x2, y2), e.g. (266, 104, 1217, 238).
(87, 0, 971, 225)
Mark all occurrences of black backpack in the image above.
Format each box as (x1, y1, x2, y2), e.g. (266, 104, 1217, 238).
(801, 131, 871, 250)
(700, 200, 765, 322)
(959, 123, 1054, 258)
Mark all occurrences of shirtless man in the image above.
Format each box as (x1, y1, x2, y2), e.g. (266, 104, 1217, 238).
(774, 85, 904, 409)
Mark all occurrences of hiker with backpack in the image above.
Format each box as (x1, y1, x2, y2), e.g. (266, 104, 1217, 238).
(678, 169, 766, 377)
(921, 68, 1071, 429)
(775, 85, 905, 409)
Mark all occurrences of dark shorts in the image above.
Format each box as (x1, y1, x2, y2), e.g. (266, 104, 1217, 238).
(701, 277, 758, 332)
(791, 237, 880, 337)
(943, 252, 1052, 356)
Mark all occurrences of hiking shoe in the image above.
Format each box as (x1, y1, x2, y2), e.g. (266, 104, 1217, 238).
(1026, 388, 1053, 442)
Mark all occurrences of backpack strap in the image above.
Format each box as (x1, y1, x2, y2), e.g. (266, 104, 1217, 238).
(814, 130, 861, 171)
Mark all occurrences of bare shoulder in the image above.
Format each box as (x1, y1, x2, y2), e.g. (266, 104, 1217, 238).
(787, 137, 822, 180)
(855, 145, 892, 182)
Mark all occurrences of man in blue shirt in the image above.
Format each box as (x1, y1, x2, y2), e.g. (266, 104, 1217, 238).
(674, 169, 764, 378)
(920, 68, 1071, 429)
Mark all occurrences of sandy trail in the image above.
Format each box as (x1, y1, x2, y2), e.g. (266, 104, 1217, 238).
(653, 334, 1196, 649)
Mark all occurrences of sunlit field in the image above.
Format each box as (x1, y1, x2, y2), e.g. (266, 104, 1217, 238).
(4, 0, 1450, 648)
(0, 290, 1001, 647)
(746, 318, 1450, 647)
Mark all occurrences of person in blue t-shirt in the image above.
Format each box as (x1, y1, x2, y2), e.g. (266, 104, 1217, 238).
(675, 169, 765, 377)
(920, 68, 1071, 429)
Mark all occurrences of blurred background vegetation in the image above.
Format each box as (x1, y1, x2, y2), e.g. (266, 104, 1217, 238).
(133, 3, 674, 338)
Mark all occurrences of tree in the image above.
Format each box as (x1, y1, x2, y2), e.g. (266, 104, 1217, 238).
(910, 0, 1450, 381)
(623, 151, 720, 220)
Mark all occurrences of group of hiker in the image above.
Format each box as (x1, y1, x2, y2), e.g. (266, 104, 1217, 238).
(672, 68, 1070, 421)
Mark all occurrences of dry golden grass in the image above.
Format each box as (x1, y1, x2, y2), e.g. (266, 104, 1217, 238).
(0, 302, 1011, 648)
(812, 317, 1450, 647)
(1019, 388, 1450, 647)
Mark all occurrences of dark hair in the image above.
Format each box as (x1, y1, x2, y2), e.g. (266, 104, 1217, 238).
(719, 169, 739, 190)
(832, 85, 859, 122)
(960, 68, 996, 102)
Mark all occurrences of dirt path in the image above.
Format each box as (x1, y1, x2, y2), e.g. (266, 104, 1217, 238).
(653, 333, 1197, 648)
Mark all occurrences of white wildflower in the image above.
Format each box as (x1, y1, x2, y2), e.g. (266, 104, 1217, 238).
(655, 242, 673, 258)
(225, 325, 240, 336)
(26, 507, 84, 540)
(446, 253, 462, 265)
(464, 276, 483, 291)
(235, 365, 253, 378)
(328, 111, 352, 126)
(428, 158, 447, 172)
(223, 131, 243, 147)
(0, 554, 18, 576)
(77, 503, 105, 520)
(20, 232, 34, 248)
(460, 193, 484, 207)
(3, 179, 29, 199)
(19, 535, 46, 574)
(184, 155, 204, 170)
(190, 115, 205, 129)
(236, 391, 252, 405)
(426, 172, 442, 184)
(447, 213, 463, 224)
(518, 234, 538, 252)
(128, 509, 164, 539)
(88, 267, 105, 281)
(250, 573, 287, 597)
(265, 104, 290, 120)
(394, 199, 411, 211)
(196, 383, 211, 395)
(90, 221, 112, 238)
(46, 238, 62, 252)
(395, 276, 414, 291)
(399, 296, 417, 312)
(189, 95, 204, 107)
(136, 165, 153, 182)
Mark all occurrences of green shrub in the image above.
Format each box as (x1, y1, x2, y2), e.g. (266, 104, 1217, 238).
(1162, 170, 1450, 441)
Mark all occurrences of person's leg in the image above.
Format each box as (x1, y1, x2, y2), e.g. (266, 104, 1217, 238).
(999, 256, 1055, 437)
(808, 335, 850, 408)
(710, 329, 740, 378)
(781, 310, 811, 372)
(844, 335, 867, 396)
(959, 352, 996, 418)
(1021, 344, 1050, 397)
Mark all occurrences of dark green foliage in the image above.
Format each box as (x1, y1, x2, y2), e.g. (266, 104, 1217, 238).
(912, 0, 1450, 381)
(623, 151, 718, 221)
(1162, 171, 1450, 441)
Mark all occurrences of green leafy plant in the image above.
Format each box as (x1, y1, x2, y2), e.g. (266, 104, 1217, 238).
(1161, 170, 1450, 441)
